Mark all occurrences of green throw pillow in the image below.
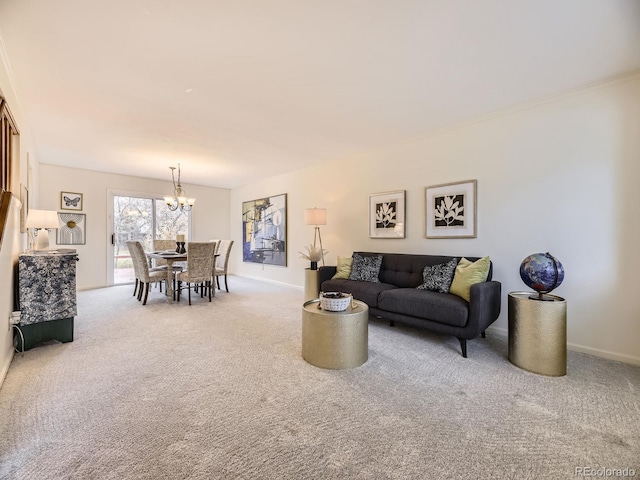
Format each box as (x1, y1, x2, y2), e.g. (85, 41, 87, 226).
(449, 257, 491, 302)
(332, 256, 353, 279)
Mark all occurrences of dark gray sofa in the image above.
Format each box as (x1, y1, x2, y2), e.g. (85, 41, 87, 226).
(319, 252, 501, 357)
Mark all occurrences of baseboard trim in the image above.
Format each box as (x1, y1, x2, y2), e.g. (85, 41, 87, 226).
(0, 350, 14, 389)
(78, 284, 109, 292)
(487, 326, 640, 366)
(564, 344, 640, 366)
(237, 274, 302, 290)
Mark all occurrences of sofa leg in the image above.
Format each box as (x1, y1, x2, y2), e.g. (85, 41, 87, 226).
(481, 331, 486, 338)
(389, 320, 395, 327)
(458, 338, 467, 358)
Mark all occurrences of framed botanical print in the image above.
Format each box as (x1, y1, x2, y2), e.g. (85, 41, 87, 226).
(425, 180, 477, 238)
(60, 191, 83, 211)
(369, 190, 405, 238)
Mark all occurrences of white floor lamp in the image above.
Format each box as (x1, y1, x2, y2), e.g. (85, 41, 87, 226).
(304, 207, 327, 267)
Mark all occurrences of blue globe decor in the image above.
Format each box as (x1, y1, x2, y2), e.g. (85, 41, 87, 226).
(519, 252, 564, 301)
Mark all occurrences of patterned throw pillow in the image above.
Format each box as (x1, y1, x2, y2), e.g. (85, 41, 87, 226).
(348, 253, 383, 283)
(416, 258, 458, 293)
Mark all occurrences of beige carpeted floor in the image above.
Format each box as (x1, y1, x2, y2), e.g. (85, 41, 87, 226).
(1, 277, 639, 480)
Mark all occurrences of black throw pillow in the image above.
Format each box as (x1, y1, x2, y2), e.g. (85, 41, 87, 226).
(416, 258, 458, 293)
(348, 253, 383, 283)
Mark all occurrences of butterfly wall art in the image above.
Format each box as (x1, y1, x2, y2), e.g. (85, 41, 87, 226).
(60, 191, 83, 211)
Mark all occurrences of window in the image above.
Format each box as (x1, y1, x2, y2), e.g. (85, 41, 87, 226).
(112, 194, 190, 284)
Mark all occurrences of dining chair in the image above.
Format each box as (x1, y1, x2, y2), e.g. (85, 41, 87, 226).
(214, 240, 234, 292)
(126, 241, 142, 298)
(209, 239, 221, 254)
(128, 241, 168, 305)
(153, 238, 176, 255)
(193, 240, 220, 296)
(176, 242, 217, 305)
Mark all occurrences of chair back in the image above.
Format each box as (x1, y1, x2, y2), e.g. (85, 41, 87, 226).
(125, 241, 140, 280)
(185, 242, 216, 283)
(128, 241, 153, 282)
(153, 239, 176, 266)
(215, 240, 234, 273)
(209, 239, 221, 254)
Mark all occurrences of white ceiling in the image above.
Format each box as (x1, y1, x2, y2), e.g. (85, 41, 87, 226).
(1, 0, 639, 189)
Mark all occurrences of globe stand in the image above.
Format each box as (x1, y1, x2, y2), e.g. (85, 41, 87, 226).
(529, 291, 558, 302)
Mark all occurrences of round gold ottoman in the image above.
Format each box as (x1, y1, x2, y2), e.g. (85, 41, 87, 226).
(302, 299, 369, 369)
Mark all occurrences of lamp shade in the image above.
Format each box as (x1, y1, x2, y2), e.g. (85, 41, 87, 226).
(25, 210, 59, 229)
(304, 208, 327, 226)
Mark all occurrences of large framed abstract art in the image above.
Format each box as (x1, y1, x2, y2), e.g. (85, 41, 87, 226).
(425, 180, 477, 238)
(242, 193, 287, 266)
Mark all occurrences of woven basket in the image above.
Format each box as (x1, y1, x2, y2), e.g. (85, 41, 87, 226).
(320, 292, 352, 311)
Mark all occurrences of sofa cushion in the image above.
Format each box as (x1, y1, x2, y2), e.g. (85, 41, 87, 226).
(378, 288, 469, 328)
(449, 256, 491, 301)
(321, 278, 396, 308)
(354, 252, 464, 288)
(416, 258, 458, 293)
(332, 256, 353, 279)
(349, 253, 383, 283)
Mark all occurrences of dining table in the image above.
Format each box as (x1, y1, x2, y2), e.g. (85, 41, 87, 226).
(147, 250, 187, 304)
(147, 250, 219, 304)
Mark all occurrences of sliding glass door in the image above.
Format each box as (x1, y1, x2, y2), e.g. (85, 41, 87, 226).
(111, 194, 190, 285)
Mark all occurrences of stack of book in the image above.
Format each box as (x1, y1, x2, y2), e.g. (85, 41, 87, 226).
(10, 311, 21, 325)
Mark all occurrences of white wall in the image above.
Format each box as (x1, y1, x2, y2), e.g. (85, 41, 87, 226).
(231, 73, 640, 365)
(38, 164, 231, 290)
(0, 42, 37, 384)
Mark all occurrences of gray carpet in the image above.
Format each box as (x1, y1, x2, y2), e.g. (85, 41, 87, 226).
(0, 277, 638, 480)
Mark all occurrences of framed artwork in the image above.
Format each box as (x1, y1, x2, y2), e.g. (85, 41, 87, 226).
(242, 193, 287, 266)
(20, 183, 28, 233)
(57, 212, 86, 245)
(0, 98, 19, 250)
(425, 180, 477, 238)
(369, 190, 405, 238)
(60, 191, 83, 211)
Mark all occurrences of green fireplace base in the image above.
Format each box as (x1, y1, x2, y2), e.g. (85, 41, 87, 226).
(15, 317, 74, 351)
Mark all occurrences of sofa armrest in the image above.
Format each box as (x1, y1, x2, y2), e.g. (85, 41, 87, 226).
(466, 281, 502, 338)
(318, 266, 336, 286)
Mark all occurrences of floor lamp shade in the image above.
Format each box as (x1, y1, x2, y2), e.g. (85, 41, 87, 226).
(25, 209, 59, 250)
(304, 208, 327, 226)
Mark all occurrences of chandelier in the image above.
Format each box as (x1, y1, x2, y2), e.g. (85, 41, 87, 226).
(164, 164, 195, 212)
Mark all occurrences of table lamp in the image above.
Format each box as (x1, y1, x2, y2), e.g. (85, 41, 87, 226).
(25, 210, 59, 250)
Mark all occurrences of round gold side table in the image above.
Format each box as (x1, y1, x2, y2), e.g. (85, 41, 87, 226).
(302, 299, 369, 369)
(304, 268, 321, 302)
(508, 292, 567, 376)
